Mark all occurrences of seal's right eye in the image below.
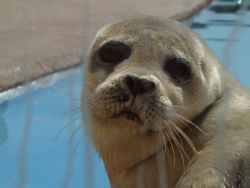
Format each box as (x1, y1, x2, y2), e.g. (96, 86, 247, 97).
(97, 41, 131, 65)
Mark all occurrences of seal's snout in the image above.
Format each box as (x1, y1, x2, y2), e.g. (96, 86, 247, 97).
(124, 74, 156, 95)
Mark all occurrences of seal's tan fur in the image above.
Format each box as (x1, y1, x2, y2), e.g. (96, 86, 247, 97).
(82, 16, 250, 187)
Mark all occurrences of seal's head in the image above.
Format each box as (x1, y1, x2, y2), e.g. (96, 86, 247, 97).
(83, 16, 223, 185)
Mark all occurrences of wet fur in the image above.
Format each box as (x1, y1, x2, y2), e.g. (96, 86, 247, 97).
(82, 16, 250, 187)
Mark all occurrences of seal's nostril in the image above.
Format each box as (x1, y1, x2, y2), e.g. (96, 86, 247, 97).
(124, 75, 138, 94)
(141, 79, 156, 93)
(124, 75, 156, 95)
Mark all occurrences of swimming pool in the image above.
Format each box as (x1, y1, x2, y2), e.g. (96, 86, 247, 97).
(0, 1, 249, 187)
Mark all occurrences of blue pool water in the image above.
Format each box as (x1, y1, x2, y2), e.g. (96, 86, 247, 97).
(0, 1, 250, 188)
(0, 69, 110, 188)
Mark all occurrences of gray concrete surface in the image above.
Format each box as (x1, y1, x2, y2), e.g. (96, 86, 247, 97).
(0, 0, 211, 91)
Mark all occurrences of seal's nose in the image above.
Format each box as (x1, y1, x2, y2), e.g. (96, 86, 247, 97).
(124, 74, 156, 95)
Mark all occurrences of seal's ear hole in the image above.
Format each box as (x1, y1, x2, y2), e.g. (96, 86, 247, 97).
(163, 57, 192, 83)
(97, 41, 131, 65)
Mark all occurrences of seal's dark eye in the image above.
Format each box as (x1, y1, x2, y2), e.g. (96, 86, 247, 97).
(97, 41, 131, 65)
(164, 58, 191, 83)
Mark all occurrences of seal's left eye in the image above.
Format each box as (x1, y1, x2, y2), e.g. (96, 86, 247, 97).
(163, 57, 192, 83)
(97, 41, 131, 65)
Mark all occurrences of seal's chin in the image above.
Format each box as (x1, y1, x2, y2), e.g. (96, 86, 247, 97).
(116, 110, 143, 124)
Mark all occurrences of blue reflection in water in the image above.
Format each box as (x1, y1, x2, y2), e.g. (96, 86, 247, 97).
(0, 69, 110, 188)
(0, 1, 250, 188)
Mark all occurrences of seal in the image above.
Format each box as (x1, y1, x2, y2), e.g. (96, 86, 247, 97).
(82, 16, 250, 187)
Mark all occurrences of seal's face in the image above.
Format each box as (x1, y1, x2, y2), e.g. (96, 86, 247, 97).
(84, 17, 222, 176)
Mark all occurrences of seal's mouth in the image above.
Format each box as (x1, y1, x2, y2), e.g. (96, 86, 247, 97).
(117, 110, 143, 123)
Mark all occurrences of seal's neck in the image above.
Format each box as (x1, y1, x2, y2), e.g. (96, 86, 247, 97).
(106, 141, 196, 188)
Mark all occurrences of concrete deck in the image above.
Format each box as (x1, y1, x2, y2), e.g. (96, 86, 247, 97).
(0, 0, 212, 92)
